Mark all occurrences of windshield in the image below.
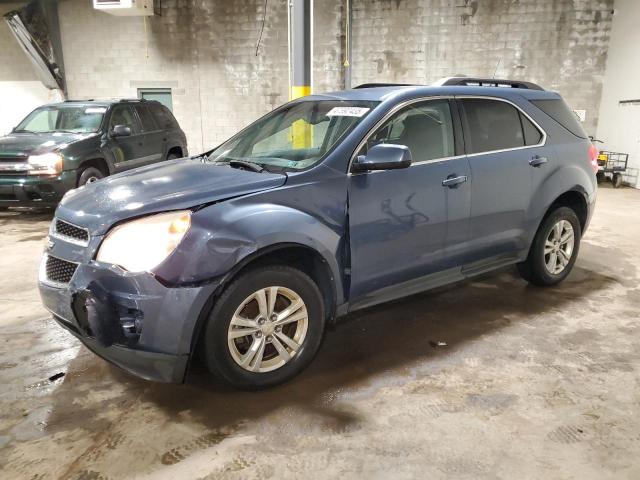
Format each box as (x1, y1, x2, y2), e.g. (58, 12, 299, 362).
(208, 100, 378, 171)
(15, 105, 106, 134)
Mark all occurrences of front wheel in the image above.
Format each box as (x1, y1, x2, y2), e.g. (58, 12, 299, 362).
(77, 166, 105, 187)
(517, 206, 581, 286)
(202, 265, 325, 390)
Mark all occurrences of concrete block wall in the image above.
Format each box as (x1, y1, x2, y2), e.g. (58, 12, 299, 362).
(349, 0, 614, 135)
(16, 0, 615, 150)
(59, 0, 292, 153)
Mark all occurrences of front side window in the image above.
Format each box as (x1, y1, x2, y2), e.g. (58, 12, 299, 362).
(109, 105, 139, 133)
(208, 100, 378, 171)
(15, 105, 106, 134)
(461, 98, 527, 154)
(362, 99, 455, 162)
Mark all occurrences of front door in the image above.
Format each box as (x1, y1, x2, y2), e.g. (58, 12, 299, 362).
(107, 105, 144, 171)
(348, 98, 471, 309)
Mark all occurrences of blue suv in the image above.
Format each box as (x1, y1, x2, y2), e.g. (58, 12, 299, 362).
(38, 78, 598, 389)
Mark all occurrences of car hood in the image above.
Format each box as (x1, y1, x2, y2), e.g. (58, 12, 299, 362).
(56, 158, 287, 235)
(0, 132, 94, 157)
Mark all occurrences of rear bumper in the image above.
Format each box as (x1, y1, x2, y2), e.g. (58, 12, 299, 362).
(0, 171, 76, 207)
(38, 260, 219, 383)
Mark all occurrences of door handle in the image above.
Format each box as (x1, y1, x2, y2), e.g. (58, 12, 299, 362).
(442, 175, 468, 188)
(529, 155, 548, 167)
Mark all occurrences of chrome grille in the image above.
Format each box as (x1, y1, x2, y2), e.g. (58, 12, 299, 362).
(0, 156, 26, 163)
(54, 219, 89, 244)
(45, 255, 78, 284)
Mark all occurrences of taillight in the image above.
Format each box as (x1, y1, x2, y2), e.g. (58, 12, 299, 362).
(588, 144, 599, 173)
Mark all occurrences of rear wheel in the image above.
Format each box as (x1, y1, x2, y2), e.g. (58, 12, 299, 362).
(596, 171, 605, 183)
(517, 206, 581, 286)
(167, 151, 181, 160)
(77, 166, 105, 187)
(612, 173, 623, 188)
(202, 265, 325, 390)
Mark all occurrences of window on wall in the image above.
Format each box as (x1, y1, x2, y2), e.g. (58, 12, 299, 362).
(137, 88, 173, 111)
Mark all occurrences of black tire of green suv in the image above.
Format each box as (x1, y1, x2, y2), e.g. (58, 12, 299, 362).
(77, 167, 105, 187)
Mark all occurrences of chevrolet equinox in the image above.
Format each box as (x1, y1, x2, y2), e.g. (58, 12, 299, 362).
(38, 78, 598, 389)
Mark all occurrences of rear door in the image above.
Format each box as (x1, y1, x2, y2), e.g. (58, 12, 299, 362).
(348, 98, 471, 309)
(457, 97, 548, 269)
(133, 104, 165, 165)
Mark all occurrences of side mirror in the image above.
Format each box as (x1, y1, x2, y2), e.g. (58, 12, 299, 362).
(352, 143, 412, 173)
(111, 125, 131, 138)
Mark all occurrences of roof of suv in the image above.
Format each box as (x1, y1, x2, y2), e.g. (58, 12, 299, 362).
(311, 79, 561, 103)
(51, 98, 162, 107)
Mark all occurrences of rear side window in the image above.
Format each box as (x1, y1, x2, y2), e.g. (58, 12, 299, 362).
(531, 99, 587, 138)
(148, 103, 180, 130)
(134, 105, 158, 132)
(520, 112, 543, 146)
(460, 99, 524, 154)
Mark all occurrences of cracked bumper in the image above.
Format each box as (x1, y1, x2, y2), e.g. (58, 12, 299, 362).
(39, 260, 218, 383)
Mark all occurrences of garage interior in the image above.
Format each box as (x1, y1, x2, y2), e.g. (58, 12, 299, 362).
(1, 0, 640, 478)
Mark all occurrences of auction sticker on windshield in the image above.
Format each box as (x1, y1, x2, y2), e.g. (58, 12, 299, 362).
(85, 107, 107, 114)
(326, 107, 370, 117)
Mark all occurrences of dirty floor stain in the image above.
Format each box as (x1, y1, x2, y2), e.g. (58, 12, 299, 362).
(1, 187, 640, 479)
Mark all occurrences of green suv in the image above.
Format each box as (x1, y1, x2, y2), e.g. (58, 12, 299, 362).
(0, 99, 188, 209)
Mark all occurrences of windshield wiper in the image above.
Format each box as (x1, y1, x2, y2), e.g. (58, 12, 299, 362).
(13, 129, 37, 134)
(227, 160, 265, 173)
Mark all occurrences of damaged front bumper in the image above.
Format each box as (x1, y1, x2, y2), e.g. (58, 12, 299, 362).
(38, 258, 218, 383)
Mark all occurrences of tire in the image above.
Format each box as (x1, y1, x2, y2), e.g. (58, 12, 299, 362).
(517, 206, 581, 286)
(167, 152, 181, 160)
(612, 173, 623, 188)
(77, 166, 105, 187)
(202, 265, 325, 390)
(596, 171, 605, 183)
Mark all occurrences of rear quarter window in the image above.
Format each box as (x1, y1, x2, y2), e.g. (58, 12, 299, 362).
(530, 99, 587, 138)
(149, 103, 180, 130)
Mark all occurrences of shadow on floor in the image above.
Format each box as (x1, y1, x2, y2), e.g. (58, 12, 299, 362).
(42, 263, 619, 440)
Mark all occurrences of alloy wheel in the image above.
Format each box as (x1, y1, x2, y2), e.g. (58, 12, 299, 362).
(544, 220, 575, 274)
(227, 286, 309, 373)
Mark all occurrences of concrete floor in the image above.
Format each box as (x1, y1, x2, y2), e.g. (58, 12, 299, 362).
(1, 185, 639, 479)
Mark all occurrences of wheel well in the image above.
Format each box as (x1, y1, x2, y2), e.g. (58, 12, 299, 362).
(188, 244, 337, 369)
(79, 158, 109, 177)
(546, 190, 588, 232)
(167, 146, 183, 158)
(231, 245, 337, 323)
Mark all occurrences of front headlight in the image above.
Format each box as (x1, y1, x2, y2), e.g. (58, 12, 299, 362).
(28, 152, 63, 175)
(96, 211, 191, 272)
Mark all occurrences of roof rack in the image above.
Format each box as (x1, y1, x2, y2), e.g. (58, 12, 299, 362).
(354, 83, 415, 89)
(435, 77, 544, 91)
(64, 99, 95, 102)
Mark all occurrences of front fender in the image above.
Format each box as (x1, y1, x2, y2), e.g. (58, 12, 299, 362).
(154, 201, 345, 304)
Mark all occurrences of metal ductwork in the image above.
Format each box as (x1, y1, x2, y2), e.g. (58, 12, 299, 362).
(4, 0, 66, 94)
